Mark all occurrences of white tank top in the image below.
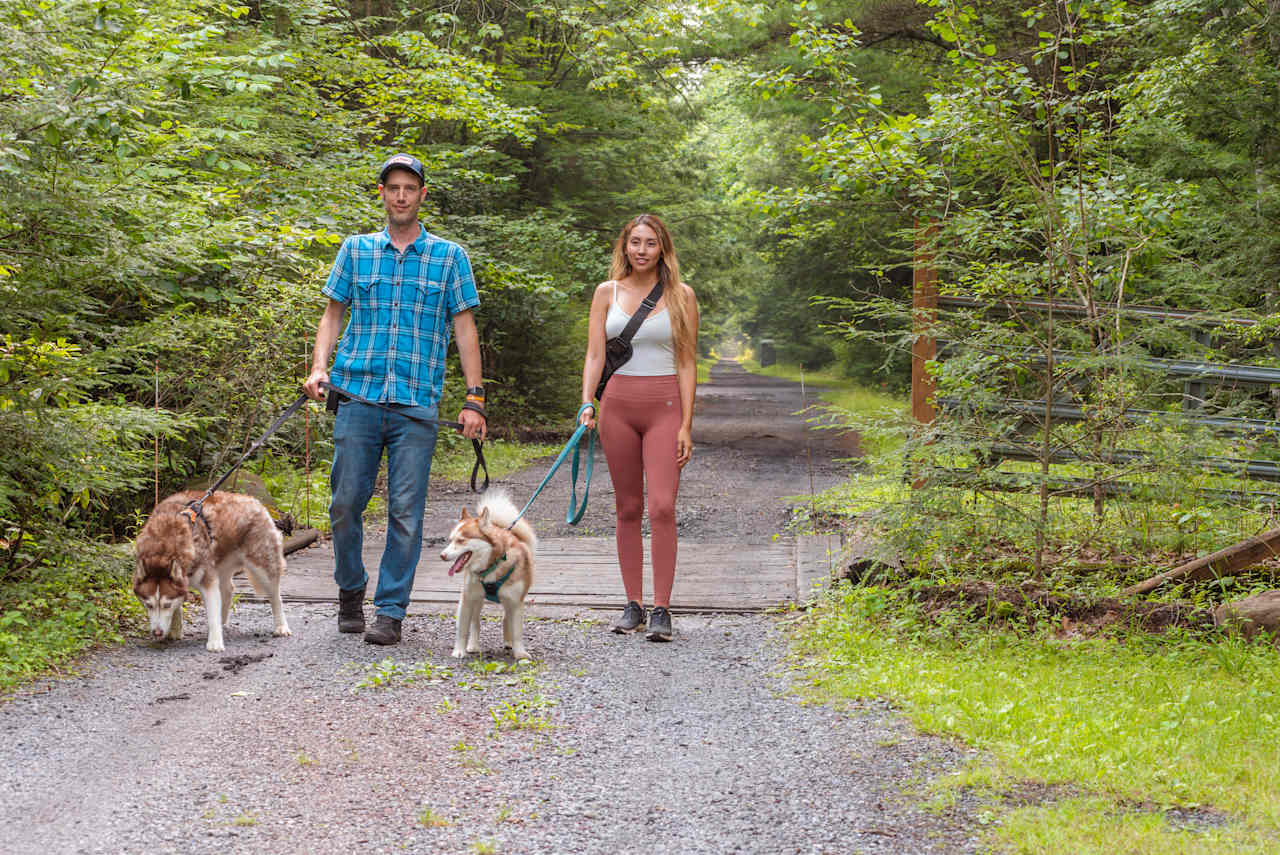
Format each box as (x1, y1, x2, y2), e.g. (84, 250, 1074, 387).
(604, 282, 676, 376)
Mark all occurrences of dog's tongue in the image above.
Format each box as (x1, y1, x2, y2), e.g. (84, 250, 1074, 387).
(447, 552, 471, 577)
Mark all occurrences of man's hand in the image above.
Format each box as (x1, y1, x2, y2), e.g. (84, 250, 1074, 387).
(458, 407, 487, 441)
(303, 368, 329, 401)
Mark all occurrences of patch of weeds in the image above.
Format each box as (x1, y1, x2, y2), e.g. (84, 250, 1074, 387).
(435, 696, 455, 713)
(0, 540, 139, 694)
(470, 839, 499, 855)
(468, 660, 514, 676)
(294, 750, 313, 766)
(230, 812, 259, 827)
(460, 753, 492, 775)
(494, 804, 514, 823)
(352, 658, 454, 692)
(412, 661, 454, 682)
(794, 584, 1280, 853)
(352, 658, 407, 692)
(418, 806, 453, 828)
(489, 692, 557, 731)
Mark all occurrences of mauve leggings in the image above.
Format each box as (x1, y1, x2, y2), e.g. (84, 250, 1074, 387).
(598, 374, 683, 608)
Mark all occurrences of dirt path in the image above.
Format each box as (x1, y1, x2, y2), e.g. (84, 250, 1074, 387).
(0, 360, 982, 855)
(423, 359, 862, 543)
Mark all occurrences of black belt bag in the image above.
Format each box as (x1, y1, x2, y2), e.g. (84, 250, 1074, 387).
(595, 279, 664, 401)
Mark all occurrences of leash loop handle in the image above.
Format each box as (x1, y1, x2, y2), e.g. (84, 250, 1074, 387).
(320, 381, 489, 493)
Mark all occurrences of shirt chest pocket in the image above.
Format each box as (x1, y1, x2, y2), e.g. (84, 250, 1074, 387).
(352, 275, 444, 328)
(409, 277, 446, 321)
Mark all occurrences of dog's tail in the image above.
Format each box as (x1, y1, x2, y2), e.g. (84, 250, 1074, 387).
(478, 488, 538, 553)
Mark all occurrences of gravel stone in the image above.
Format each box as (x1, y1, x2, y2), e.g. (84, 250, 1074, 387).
(0, 605, 980, 854)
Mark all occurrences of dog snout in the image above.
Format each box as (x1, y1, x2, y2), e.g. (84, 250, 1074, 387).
(152, 627, 166, 638)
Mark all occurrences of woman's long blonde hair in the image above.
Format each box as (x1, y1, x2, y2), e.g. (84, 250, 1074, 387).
(609, 214, 695, 361)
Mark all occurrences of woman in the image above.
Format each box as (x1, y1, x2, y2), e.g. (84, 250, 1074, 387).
(580, 214, 699, 642)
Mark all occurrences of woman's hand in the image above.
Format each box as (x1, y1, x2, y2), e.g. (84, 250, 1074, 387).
(676, 426, 692, 469)
(579, 403, 597, 431)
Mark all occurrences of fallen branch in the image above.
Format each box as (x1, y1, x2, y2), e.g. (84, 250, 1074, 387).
(283, 528, 320, 556)
(1122, 527, 1280, 596)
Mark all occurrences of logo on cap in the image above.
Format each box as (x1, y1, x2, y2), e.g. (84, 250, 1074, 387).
(379, 153, 425, 184)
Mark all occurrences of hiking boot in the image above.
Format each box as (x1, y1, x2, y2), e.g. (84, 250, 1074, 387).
(337, 586, 366, 634)
(646, 606, 673, 642)
(612, 601, 647, 634)
(363, 613, 402, 645)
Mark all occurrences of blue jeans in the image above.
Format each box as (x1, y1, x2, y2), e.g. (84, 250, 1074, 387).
(330, 401, 439, 620)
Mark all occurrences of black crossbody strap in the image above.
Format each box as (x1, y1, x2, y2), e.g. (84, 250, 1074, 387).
(616, 279, 665, 347)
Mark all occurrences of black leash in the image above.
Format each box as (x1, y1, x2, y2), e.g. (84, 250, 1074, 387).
(187, 392, 311, 518)
(320, 381, 489, 492)
(183, 382, 489, 525)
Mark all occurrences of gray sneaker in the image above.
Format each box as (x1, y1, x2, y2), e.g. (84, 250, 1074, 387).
(646, 606, 673, 642)
(612, 601, 647, 633)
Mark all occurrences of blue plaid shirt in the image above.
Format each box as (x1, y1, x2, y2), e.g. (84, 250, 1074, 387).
(323, 225, 480, 411)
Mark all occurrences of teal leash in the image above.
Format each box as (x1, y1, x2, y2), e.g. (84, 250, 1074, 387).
(508, 403, 597, 528)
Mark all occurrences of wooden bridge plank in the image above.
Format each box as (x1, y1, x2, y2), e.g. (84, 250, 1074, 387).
(260, 535, 803, 611)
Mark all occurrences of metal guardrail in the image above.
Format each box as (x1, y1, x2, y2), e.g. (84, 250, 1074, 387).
(938, 294, 1261, 326)
(982, 443, 1280, 482)
(933, 469, 1280, 506)
(938, 397, 1280, 438)
(1013, 351, 1280, 385)
(915, 290, 1279, 504)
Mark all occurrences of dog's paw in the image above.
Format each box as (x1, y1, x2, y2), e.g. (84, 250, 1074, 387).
(450, 648, 466, 659)
(206, 639, 225, 652)
(511, 648, 531, 662)
(274, 625, 292, 637)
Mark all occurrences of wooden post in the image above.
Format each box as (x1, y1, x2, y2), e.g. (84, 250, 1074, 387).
(912, 227, 938, 425)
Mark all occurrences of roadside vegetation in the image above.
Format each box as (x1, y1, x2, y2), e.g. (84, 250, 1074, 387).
(762, 358, 1280, 852)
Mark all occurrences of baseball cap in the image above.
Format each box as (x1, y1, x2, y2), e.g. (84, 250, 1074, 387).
(378, 153, 425, 185)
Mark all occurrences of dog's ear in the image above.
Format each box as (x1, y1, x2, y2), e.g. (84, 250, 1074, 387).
(169, 559, 183, 584)
(460, 506, 472, 520)
(132, 556, 147, 587)
(477, 506, 491, 529)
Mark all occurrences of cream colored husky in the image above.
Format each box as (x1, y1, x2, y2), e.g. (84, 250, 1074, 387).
(440, 489, 538, 661)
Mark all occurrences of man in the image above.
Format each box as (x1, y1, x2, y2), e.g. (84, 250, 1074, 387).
(303, 153, 487, 645)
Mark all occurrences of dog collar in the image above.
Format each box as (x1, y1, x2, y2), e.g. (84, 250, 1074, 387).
(479, 555, 514, 604)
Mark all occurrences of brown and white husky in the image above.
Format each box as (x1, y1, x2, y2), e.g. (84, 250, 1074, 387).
(133, 490, 292, 652)
(440, 489, 538, 661)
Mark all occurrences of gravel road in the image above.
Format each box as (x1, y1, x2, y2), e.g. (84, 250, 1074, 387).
(0, 361, 982, 854)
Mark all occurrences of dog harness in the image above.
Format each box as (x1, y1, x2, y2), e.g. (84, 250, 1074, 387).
(479, 555, 515, 604)
(180, 502, 213, 540)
